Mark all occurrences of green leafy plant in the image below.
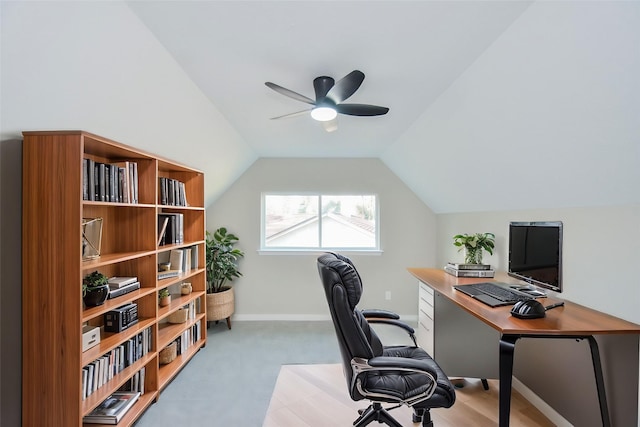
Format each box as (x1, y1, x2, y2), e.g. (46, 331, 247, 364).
(206, 227, 245, 294)
(159, 288, 170, 298)
(453, 232, 495, 264)
(82, 271, 108, 296)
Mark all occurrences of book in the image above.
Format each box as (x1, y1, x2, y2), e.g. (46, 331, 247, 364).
(88, 159, 96, 201)
(83, 391, 140, 425)
(98, 162, 106, 202)
(170, 249, 184, 272)
(112, 161, 131, 203)
(82, 159, 89, 201)
(157, 216, 169, 246)
(157, 270, 180, 280)
(444, 265, 495, 278)
(183, 247, 192, 272)
(190, 244, 199, 270)
(447, 263, 492, 271)
(108, 281, 141, 299)
(107, 276, 138, 289)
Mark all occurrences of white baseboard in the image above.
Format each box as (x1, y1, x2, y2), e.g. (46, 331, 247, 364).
(232, 314, 418, 322)
(512, 377, 573, 426)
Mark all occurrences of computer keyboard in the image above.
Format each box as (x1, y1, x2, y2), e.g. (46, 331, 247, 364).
(453, 282, 534, 307)
(472, 283, 533, 303)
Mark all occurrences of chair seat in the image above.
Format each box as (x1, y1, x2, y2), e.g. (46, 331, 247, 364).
(359, 346, 456, 408)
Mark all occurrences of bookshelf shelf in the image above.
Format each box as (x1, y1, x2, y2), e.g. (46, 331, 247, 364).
(22, 131, 207, 427)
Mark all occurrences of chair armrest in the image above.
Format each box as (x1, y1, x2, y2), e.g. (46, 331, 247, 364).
(361, 309, 400, 320)
(367, 318, 415, 336)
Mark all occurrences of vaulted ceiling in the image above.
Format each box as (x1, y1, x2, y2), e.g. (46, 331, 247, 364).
(2, 1, 638, 213)
(127, 1, 532, 158)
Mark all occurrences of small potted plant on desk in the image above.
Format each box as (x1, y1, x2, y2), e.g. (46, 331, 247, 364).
(206, 227, 245, 330)
(453, 232, 495, 265)
(82, 271, 109, 307)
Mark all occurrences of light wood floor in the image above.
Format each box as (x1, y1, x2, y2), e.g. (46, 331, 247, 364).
(263, 364, 555, 427)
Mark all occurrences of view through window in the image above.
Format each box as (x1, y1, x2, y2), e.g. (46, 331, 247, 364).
(262, 194, 378, 250)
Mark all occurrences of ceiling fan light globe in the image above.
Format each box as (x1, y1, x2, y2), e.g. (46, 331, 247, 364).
(311, 107, 337, 122)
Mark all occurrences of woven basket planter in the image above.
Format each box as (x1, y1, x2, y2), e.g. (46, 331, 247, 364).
(159, 342, 177, 365)
(206, 286, 235, 324)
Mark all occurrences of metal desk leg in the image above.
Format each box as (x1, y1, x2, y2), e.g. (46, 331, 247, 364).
(587, 336, 611, 427)
(499, 335, 519, 427)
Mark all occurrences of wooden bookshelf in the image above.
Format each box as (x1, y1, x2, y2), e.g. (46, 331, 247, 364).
(22, 131, 207, 427)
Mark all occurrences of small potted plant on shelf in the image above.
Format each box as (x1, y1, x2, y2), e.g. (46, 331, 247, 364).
(159, 288, 171, 307)
(205, 227, 245, 330)
(453, 232, 495, 265)
(82, 271, 109, 307)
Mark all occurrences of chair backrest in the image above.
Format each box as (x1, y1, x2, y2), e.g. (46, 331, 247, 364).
(317, 253, 383, 400)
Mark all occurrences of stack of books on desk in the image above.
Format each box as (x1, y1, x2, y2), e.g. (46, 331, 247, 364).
(444, 262, 495, 278)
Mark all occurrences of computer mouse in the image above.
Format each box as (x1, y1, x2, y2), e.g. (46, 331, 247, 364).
(510, 300, 546, 319)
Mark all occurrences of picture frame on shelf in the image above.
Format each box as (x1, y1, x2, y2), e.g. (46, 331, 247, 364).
(82, 217, 103, 260)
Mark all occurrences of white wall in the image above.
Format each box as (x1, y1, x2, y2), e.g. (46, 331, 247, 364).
(206, 158, 437, 319)
(382, 1, 640, 213)
(0, 1, 256, 206)
(0, 2, 255, 425)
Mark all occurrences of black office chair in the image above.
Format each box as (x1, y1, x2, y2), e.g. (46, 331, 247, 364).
(317, 253, 456, 427)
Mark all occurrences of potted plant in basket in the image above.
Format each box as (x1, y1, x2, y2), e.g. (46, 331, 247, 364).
(82, 271, 109, 307)
(206, 227, 244, 330)
(453, 232, 495, 265)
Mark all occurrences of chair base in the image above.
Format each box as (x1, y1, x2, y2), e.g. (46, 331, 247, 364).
(354, 403, 433, 427)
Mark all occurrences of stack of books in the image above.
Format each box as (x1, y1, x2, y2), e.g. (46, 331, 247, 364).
(107, 277, 140, 299)
(83, 391, 140, 424)
(444, 262, 495, 278)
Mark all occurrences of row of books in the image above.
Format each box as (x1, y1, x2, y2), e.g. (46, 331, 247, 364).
(83, 159, 139, 203)
(83, 391, 140, 425)
(158, 213, 184, 246)
(444, 262, 495, 278)
(170, 246, 198, 273)
(118, 366, 146, 396)
(82, 327, 152, 401)
(159, 177, 188, 207)
(174, 322, 202, 355)
(157, 245, 199, 280)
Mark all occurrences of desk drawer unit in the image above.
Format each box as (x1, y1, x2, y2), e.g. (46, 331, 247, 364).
(417, 282, 435, 355)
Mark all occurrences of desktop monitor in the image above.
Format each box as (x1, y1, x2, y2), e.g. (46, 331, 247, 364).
(508, 221, 563, 293)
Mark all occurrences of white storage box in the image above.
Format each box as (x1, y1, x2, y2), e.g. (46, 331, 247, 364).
(82, 325, 100, 352)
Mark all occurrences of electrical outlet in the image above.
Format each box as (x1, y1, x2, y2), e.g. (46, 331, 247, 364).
(385, 291, 391, 300)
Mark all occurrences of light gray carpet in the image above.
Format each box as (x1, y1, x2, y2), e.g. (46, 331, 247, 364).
(133, 321, 342, 427)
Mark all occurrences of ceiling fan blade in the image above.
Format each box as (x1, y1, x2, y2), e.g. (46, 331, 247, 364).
(335, 103, 389, 116)
(322, 118, 338, 133)
(265, 82, 315, 105)
(326, 70, 365, 104)
(313, 76, 335, 101)
(269, 109, 311, 120)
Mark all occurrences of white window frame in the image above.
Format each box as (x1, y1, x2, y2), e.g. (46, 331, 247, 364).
(259, 192, 381, 255)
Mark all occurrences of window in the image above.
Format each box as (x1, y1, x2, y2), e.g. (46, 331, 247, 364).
(261, 194, 379, 251)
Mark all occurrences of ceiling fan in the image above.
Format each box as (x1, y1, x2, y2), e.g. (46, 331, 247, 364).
(265, 70, 389, 132)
